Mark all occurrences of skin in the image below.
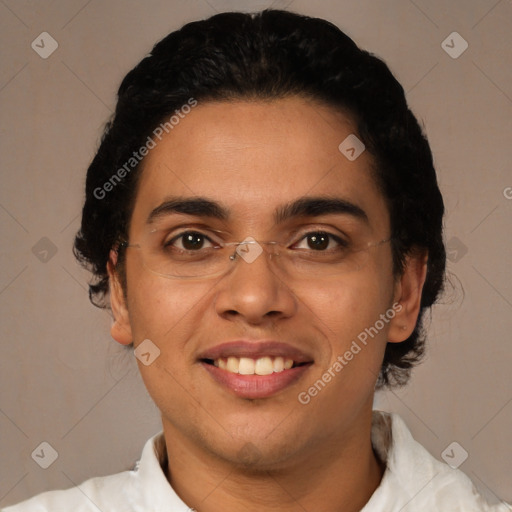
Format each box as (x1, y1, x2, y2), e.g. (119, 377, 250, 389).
(108, 96, 427, 512)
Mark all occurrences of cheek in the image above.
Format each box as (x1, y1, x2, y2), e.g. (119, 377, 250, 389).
(125, 262, 211, 348)
(311, 279, 391, 339)
(125, 269, 211, 419)
(291, 270, 394, 435)
(300, 258, 395, 371)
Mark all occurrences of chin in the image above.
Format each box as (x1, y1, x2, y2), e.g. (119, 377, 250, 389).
(204, 429, 307, 472)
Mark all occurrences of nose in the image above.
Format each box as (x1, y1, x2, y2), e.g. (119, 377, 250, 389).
(213, 244, 297, 326)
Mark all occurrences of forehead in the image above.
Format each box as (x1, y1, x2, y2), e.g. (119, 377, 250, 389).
(130, 96, 389, 234)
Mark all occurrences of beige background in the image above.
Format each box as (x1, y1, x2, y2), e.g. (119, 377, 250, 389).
(1, 0, 511, 507)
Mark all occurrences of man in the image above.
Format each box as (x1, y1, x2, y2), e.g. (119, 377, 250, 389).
(5, 9, 509, 512)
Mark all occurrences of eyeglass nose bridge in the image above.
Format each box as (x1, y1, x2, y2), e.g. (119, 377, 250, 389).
(228, 238, 280, 262)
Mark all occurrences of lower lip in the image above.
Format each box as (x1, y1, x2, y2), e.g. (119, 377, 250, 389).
(201, 362, 312, 399)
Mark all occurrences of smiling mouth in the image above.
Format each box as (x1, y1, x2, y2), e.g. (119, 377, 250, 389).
(202, 356, 309, 375)
(198, 341, 314, 398)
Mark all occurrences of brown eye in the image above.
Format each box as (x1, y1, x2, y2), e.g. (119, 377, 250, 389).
(307, 232, 330, 250)
(165, 231, 213, 251)
(182, 233, 206, 250)
(294, 231, 347, 251)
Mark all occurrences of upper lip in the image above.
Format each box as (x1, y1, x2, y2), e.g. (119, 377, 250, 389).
(198, 341, 313, 363)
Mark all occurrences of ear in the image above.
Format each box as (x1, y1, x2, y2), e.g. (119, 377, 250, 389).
(388, 249, 428, 343)
(107, 249, 133, 345)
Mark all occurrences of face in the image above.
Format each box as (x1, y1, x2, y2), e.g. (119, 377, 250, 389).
(109, 96, 425, 469)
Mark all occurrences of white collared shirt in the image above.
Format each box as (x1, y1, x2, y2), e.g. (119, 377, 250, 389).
(3, 411, 510, 511)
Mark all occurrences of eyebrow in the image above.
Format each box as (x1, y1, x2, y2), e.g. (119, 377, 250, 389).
(275, 196, 368, 224)
(148, 197, 228, 224)
(147, 196, 368, 225)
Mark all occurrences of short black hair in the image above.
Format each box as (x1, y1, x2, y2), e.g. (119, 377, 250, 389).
(74, 9, 446, 388)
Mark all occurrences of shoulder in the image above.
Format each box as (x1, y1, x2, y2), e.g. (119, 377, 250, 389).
(3, 433, 189, 512)
(2, 433, 172, 512)
(366, 411, 511, 512)
(1, 469, 135, 512)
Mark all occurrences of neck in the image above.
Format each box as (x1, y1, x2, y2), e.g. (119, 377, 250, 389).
(161, 408, 385, 512)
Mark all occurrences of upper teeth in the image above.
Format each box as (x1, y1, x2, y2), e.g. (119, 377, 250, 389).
(214, 356, 294, 375)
